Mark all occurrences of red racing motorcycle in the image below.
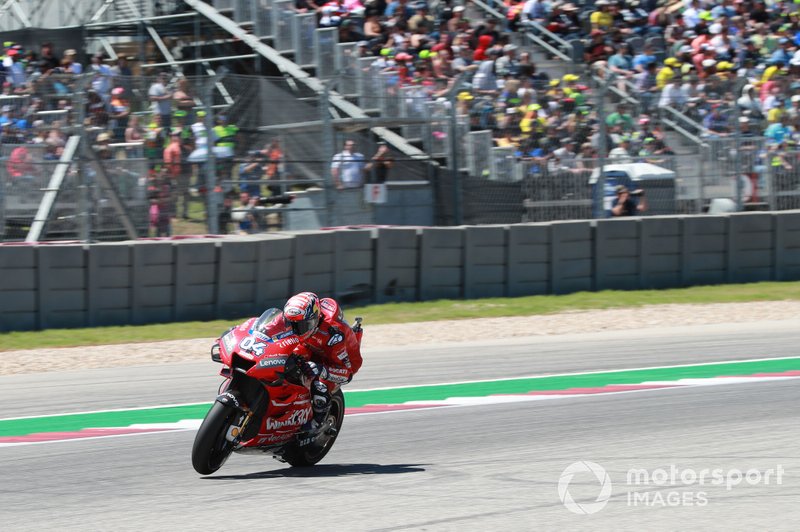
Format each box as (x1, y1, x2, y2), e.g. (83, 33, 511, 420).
(191, 308, 362, 475)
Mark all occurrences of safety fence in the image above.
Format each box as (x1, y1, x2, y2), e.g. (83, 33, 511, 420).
(4, 68, 800, 241)
(4, 210, 800, 332)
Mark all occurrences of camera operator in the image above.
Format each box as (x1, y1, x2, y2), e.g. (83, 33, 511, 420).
(611, 185, 647, 216)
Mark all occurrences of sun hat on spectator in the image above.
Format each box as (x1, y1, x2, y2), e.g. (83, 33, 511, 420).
(709, 23, 722, 35)
(453, 5, 465, 12)
(111, 87, 125, 96)
(702, 58, 717, 68)
(549, 79, 560, 87)
(97, 131, 112, 142)
(457, 91, 474, 101)
(698, 10, 713, 21)
(664, 57, 681, 67)
(503, 44, 518, 53)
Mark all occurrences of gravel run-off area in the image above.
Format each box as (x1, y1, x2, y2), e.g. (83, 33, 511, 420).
(2, 301, 799, 375)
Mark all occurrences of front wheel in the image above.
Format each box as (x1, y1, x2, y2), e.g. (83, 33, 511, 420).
(283, 389, 345, 467)
(191, 401, 237, 475)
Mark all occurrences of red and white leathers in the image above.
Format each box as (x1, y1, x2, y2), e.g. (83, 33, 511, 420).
(293, 297, 362, 385)
(291, 297, 362, 427)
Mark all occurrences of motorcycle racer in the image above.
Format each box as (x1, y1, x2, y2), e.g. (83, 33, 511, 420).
(281, 291, 363, 435)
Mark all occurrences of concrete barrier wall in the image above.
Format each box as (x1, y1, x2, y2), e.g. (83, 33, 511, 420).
(420, 227, 464, 300)
(595, 219, 640, 291)
(728, 213, 774, 284)
(255, 235, 295, 310)
(640, 217, 682, 289)
(217, 239, 261, 319)
(132, 242, 175, 325)
(551, 221, 593, 294)
(334, 230, 374, 303)
(374, 228, 419, 303)
(88, 243, 132, 327)
(507, 224, 550, 297)
(6, 211, 800, 331)
(683, 216, 728, 286)
(175, 241, 218, 322)
(0, 246, 37, 330)
(464, 226, 507, 299)
(38, 245, 87, 329)
(775, 212, 800, 281)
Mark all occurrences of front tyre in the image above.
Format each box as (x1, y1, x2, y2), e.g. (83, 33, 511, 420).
(191, 401, 237, 475)
(284, 389, 345, 467)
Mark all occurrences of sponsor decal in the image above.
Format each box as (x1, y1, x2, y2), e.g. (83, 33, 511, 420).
(264, 408, 311, 431)
(259, 357, 286, 368)
(222, 332, 237, 353)
(326, 367, 350, 384)
(253, 331, 271, 342)
(285, 307, 303, 317)
(256, 433, 293, 444)
(327, 333, 343, 346)
(273, 330, 293, 340)
(278, 337, 300, 348)
(337, 351, 352, 369)
(220, 392, 240, 409)
(320, 299, 336, 312)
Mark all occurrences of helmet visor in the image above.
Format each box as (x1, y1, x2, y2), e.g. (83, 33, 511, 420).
(290, 318, 316, 337)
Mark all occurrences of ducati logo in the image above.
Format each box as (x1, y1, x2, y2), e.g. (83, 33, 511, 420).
(285, 307, 302, 317)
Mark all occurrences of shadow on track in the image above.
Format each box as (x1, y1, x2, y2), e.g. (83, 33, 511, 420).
(203, 463, 427, 480)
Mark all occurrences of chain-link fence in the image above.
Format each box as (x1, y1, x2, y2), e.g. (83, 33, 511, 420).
(4, 67, 800, 241)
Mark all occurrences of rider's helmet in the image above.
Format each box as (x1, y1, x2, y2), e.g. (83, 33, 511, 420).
(283, 292, 321, 340)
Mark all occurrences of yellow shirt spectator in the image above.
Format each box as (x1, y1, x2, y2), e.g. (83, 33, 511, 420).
(656, 66, 675, 89)
(591, 10, 613, 30)
(767, 106, 784, 123)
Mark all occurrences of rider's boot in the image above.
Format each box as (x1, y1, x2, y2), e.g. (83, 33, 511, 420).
(301, 379, 331, 436)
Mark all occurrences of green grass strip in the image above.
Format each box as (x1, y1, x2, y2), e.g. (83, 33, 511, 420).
(3, 281, 800, 351)
(2, 357, 798, 438)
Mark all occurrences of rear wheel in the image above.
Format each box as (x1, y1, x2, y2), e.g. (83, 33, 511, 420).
(283, 390, 345, 467)
(191, 401, 237, 475)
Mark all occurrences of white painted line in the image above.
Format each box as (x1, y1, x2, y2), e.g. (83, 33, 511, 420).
(1, 355, 797, 422)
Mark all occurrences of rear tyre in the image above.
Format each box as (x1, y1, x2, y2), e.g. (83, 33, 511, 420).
(284, 390, 345, 467)
(191, 401, 237, 475)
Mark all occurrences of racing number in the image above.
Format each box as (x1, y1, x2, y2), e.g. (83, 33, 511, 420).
(239, 336, 266, 355)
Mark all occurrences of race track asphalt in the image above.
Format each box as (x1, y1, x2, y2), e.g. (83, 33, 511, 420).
(1, 320, 798, 531)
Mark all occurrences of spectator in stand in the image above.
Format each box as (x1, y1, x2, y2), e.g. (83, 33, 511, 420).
(39, 42, 59, 71)
(331, 139, 366, 189)
(239, 151, 264, 198)
(703, 104, 730, 137)
(62, 49, 82, 74)
(149, 72, 173, 131)
(263, 138, 285, 196)
(591, 0, 614, 31)
(366, 141, 393, 183)
(109, 87, 130, 141)
(172, 77, 195, 120)
(447, 6, 466, 33)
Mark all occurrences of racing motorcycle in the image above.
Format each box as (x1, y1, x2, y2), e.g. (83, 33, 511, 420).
(191, 308, 362, 475)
